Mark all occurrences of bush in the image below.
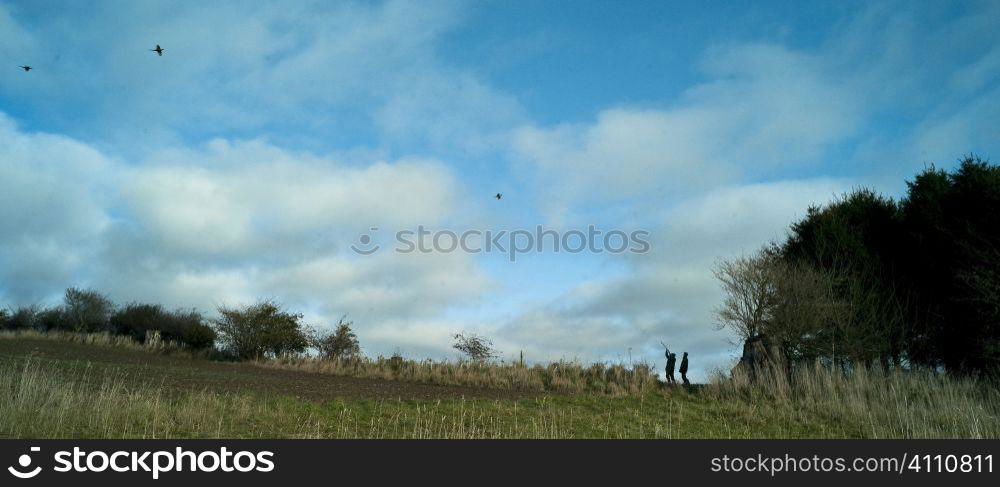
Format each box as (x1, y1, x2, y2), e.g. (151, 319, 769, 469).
(167, 309, 216, 350)
(213, 301, 309, 360)
(0, 309, 17, 330)
(2, 306, 41, 331)
(3, 290, 215, 349)
(110, 304, 216, 350)
(312, 318, 361, 360)
(110, 303, 164, 340)
(35, 307, 69, 332)
(452, 332, 498, 362)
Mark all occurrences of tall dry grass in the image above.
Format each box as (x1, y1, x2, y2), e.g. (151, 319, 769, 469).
(259, 355, 662, 395)
(0, 329, 191, 355)
(705, 361, 1000, 438)
(0, 358, 347, 438)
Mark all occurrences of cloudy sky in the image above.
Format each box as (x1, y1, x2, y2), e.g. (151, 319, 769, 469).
(1, 0, 998, 380)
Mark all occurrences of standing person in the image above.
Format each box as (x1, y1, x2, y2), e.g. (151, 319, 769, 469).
(662, 342, 673, 384)
(680, 352, 690, 385)
(666, 352, 677, 385)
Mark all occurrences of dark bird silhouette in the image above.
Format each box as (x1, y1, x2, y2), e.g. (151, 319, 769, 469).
(150, 44, 164, 56)
(19, 65, 31, 72)
(495, 193, 503, 200)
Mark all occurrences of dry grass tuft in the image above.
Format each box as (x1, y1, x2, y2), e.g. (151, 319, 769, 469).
(0, 329, 192, 355)
(705, 362, 1000, 438)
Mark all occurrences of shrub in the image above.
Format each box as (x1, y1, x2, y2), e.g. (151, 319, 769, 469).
(213, 301, 309, 360)
(0, 308, 11, 330)
(452, 332, 498, 362)
(110, 304, 216, 350)
(167, 309, 216, 350)
(35, 307, 69, 332)
(312, 318, 361, 360)
(110, 303, 164, 341)
(2, 306, 40, 331)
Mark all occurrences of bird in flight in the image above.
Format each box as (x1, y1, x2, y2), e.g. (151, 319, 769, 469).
(18, 65, 31, 72)
(495, 193, 503, 200)
(150, 44, 164, 56)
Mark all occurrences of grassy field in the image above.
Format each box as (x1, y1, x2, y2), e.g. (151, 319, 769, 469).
(1, 332, 997, 439)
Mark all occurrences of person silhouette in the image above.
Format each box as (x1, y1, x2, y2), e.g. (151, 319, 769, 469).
(666, 352, 677, 385)
(662, 342, 673, 384)
(680, 352, 690, 385)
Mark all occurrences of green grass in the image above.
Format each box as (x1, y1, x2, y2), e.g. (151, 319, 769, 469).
(0, 333, 997, 438)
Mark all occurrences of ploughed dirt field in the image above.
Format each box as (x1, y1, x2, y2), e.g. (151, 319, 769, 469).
(0, 338, 534, 402)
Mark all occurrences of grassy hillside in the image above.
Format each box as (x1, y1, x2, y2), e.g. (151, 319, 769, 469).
(1, 333, 997, 439)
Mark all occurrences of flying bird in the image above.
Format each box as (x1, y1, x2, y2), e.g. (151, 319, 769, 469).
(18, 65, 31, 72)
(495, 193, 503, 200)
(150, 44, 164, 56)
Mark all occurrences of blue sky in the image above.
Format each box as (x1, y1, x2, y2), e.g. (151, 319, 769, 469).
(1, 0, 998, 380)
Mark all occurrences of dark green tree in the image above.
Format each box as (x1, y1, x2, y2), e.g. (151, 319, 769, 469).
(767, 155, 1000, 374)
(780, 189, 910, 367)
(900, 156, 1000, 373)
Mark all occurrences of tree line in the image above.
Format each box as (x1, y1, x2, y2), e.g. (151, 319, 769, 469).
(0, 290, 361, 361)
(1, 289, 503, 363)
(715, 155, 1000, 375)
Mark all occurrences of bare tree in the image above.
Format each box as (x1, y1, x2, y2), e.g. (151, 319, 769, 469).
(63, 288, 114, 333)
(713, 248, 781, 341)
(768, 260, 849, 362)
(715, 245, 909, 368)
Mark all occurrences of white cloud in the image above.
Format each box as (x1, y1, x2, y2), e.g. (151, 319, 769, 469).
(0, 114, 114, 303)
(0, 113, 491, 351)
(120, 139, 459, 257)
(513, 42, 865, 221)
